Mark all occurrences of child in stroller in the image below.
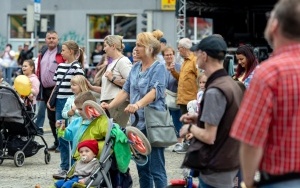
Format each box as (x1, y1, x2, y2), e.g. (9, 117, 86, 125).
(48, 95, 151, 188)
(0, 85, 50, 167)
(54, 139, 100, 188)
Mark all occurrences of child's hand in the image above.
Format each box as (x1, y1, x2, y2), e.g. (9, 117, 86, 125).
(78, 179, 85, 184)
(71, 105, 77, 111)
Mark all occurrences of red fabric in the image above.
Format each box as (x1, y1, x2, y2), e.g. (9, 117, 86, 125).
(230, 43, 300, 175)
(78, 139, 99, 155)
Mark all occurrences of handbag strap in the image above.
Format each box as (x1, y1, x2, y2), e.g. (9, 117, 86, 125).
(110, 56, 124, 89)
(56, 61, 79, 88)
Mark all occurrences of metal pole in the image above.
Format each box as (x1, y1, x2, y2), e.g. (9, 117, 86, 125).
(34, 20, 38, 57)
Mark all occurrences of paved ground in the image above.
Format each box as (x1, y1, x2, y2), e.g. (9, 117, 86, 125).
(0, 131, 196, 188)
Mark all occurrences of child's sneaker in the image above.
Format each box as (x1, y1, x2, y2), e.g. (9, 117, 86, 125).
(52, 169, 67, 179)
(176, 142, 189, 154)
(172, 143, 183, 152)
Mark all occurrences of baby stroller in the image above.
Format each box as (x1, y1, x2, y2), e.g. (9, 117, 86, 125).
(0, 85, 50, 167)
(57, 100, 151, 188)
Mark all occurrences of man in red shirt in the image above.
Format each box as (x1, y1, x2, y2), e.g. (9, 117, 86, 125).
(230, 0, 300, 187)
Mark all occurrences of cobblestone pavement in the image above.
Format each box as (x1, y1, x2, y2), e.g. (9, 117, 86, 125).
(0, 133, 197, 188)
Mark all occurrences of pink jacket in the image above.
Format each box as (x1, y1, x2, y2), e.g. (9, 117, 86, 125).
(28, 74, 40, 104)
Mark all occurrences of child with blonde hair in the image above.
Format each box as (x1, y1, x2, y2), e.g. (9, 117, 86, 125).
(187, 72, 207, 114)
(62, 75, 89, 124)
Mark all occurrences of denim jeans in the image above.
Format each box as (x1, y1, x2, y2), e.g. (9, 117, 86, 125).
(169, 109, 182, 137)
(260, 179, 300, 188)
(35, 101, 46, 128)
(136, 146, 167, 188)
(2, 67, 13, 85)
(55, 176, 79, 188)
(56, 98, 71, 171)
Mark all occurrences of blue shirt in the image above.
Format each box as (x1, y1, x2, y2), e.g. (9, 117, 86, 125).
(123, 61, 166, 130)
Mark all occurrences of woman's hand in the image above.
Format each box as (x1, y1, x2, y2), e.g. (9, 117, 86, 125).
(85, 78, 93, 89)
(105, 70, 113, 81)
(47, 101, 55, 111)
(124, 103, 139, 114)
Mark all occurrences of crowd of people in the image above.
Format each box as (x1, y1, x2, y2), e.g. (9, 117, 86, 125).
(1, 0, 300, 187)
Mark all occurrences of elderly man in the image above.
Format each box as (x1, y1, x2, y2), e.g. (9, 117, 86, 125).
(168, 38, 198, 153)
(231, 0, 300, 187)
(180, 35, 244, 188)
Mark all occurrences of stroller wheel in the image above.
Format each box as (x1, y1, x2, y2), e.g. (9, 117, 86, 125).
(14, 151, 25, 167)
(126, 126, 151, 155)
(44, 150, 51, 164)
(82, 100, 107, 119)
(132, 153, 148, 166)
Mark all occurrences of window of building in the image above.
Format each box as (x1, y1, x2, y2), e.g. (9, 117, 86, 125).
(88, 14, 137, 65)
(9, 15, 55, 39)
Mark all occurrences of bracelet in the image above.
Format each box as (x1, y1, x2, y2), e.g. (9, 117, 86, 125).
(188, 124, 193, 133)
(111, 76, 116, 83)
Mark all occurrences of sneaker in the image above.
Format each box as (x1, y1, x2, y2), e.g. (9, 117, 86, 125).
(172, 143, 183, 152)
(176, 142, 189, 154)
(52, 170, 67, 179)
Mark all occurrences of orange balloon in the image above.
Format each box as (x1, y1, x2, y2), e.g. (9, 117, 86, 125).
(14, 75, 32, 96)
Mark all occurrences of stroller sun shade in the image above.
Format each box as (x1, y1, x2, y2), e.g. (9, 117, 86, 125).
(0, 86, 24, 124)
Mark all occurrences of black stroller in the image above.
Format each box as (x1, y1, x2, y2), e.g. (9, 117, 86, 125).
(0, 85, 51, 167)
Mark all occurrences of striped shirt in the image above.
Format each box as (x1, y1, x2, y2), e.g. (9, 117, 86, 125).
(230, 43, 300, 175)
(53, 62, 84, 98)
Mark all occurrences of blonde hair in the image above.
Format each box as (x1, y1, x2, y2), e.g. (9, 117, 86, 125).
(70, 75, 89, 93)
(104, 35, 125, 52)
(62, 40, 84, 67)
(197, 72, 207, 88)
(136, 29, 163, 57)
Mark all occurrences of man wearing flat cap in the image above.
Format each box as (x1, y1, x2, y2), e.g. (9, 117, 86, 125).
(180, 35, 244, 188)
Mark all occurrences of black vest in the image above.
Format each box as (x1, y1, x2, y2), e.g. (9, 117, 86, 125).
(186, 69, 244, 173)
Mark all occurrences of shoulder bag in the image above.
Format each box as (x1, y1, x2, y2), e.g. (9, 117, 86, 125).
(165, 89, 180, 110)
(49, 62, 78, 108)
(93, 56, 123, 88)
(144, 106, 178, 147)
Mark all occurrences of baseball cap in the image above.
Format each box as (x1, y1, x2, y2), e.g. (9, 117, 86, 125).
(190, 35, 227, 60)
(24, 42, 30, 46)
(77, 139, 99, 155)
(159, 37, 167, 43)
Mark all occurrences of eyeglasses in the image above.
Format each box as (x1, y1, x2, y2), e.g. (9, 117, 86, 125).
(177, 47, 183, 50)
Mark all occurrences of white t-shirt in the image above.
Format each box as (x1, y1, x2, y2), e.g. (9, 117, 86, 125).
(100, 56, 132, 101)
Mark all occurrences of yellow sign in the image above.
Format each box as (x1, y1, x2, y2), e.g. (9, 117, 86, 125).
(161, 0, 176, 11)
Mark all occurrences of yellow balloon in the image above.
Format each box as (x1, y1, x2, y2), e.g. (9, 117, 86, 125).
(14, 75, 32, 96)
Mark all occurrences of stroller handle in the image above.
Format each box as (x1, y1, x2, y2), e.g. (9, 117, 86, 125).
(104, 109, 139, 127)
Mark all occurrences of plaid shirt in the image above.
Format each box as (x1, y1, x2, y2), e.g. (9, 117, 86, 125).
(230, 43, 300, 175)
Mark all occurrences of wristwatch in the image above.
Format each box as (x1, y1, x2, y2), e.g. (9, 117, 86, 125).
(111, 76, 116, 83)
